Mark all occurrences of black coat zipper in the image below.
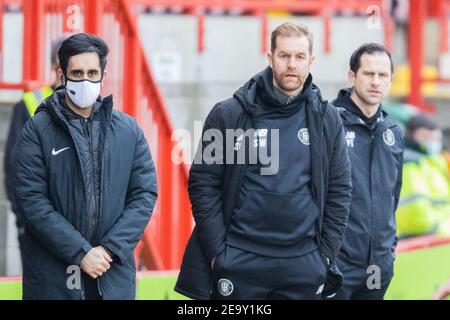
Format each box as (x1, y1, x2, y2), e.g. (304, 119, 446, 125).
(92, 122, 108, 299)
(85, 118, 98, 242)
(92, 126, 107, 243)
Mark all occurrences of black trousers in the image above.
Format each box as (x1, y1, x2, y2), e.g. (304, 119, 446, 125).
(82, 274, 102, 300)
(210, 245, 327, 300)
(332, 255, 395, 300)
(17, 227, 26, 268)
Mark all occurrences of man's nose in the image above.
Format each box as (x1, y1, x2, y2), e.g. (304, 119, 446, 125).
(287, 57, 296, 68)
(371, 75, 380, 86)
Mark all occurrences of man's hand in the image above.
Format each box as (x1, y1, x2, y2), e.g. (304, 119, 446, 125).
(80, 246, 113, 279)
(433, 279, 450, 300)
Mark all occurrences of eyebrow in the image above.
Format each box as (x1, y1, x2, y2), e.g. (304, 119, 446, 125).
(362, 70, 390, 75)
(278, 51, 306, 55)
(70, 68, 99, 73)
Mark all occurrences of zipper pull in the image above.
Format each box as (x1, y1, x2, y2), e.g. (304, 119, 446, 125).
(97, 278, 103, 298)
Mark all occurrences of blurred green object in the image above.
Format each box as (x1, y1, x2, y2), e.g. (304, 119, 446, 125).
(385, 241, 450, 300)
(0, 279, 21, 300)
(0, 273, 188, 300)
(383, 101, 421, 129)
(136, 272, 189, 300)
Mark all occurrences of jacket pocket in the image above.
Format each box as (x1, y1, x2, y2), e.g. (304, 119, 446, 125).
(375, 194, 397, 255)
(340, 195, 370, 263)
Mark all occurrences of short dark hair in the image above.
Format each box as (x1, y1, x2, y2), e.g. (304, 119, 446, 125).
(50, 33, 72, 66)
(58, 33, 109, 76)
(349, 43, 394, 74)
(406, 113, 440, 137)
(271, 22, 313, 54)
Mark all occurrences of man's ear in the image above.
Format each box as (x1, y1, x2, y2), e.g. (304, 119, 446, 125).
(348, 70, 356, 86)
(57, 68, 65, 85)
(309, 54, 315, 66)
(101, 70, 107, 86)
(267, 51, 273, 68)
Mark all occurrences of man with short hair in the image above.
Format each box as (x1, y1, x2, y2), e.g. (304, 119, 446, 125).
(13, 33, 158, 300)
(332, 43, 404, 299)
(176, 22, 352, 300)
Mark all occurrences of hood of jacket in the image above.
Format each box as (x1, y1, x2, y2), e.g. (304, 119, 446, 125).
(232, 66, 321, 118)
(332, 88, 396, 130)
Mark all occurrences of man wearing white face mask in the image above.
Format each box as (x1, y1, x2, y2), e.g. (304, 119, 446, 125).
(397, 114, 450, 239)
(12, 33, 158, 300)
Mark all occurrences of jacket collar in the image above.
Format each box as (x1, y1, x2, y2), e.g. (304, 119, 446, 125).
(335, 102, 397, 133)
(36, 87, 113, 132)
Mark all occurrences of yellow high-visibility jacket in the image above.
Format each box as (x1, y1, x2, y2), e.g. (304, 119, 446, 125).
(22, 86, 53, 116)
(397, 148, 450, 238)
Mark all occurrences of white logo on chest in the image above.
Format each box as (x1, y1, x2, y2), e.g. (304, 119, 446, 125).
(346, 131, 356, 148)
(52, 147, 70, 156)
(298, 128, 310, 145)
(253, 129, 268, 148)
(383, 129, 395, 146)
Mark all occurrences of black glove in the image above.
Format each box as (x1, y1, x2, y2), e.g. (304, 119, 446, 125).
(319, 252, 344, 299)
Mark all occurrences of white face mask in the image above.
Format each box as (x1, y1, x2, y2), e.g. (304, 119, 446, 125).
(425, 140, 443, 155)
(65, 78, 101, 109)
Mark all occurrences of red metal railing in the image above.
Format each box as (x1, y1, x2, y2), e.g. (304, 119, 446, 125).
(0, 0, 193, 270)
(0, 0, 394, 89)
(109, 0, 193, 270)
(396, 236, 450, 253)
(408, 0, 428, 111)
(407, 0, 450, 112)
(131, 0, 393, 54)
(418, 1, 450, 110)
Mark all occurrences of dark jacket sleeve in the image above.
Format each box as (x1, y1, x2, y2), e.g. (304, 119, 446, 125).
(187, 104, 227, 261)
(13, 118, 93, 266)
(393, 134, 405, 213)
(4, 100, 30, 216)
(99, 125, 158, 265)
(392, 132, 404, 251)
(320, 110, 352, 262)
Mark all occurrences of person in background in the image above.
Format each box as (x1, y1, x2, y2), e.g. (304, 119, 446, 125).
(3, 34, 70, 265)
(396, 114, 450, 239)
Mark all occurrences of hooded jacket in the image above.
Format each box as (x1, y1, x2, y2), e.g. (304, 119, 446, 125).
(175, 67, 352, 299)
(227, 70, 321, 257)
(332, 89, 404, 267)
(397, 139, 450, 238)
